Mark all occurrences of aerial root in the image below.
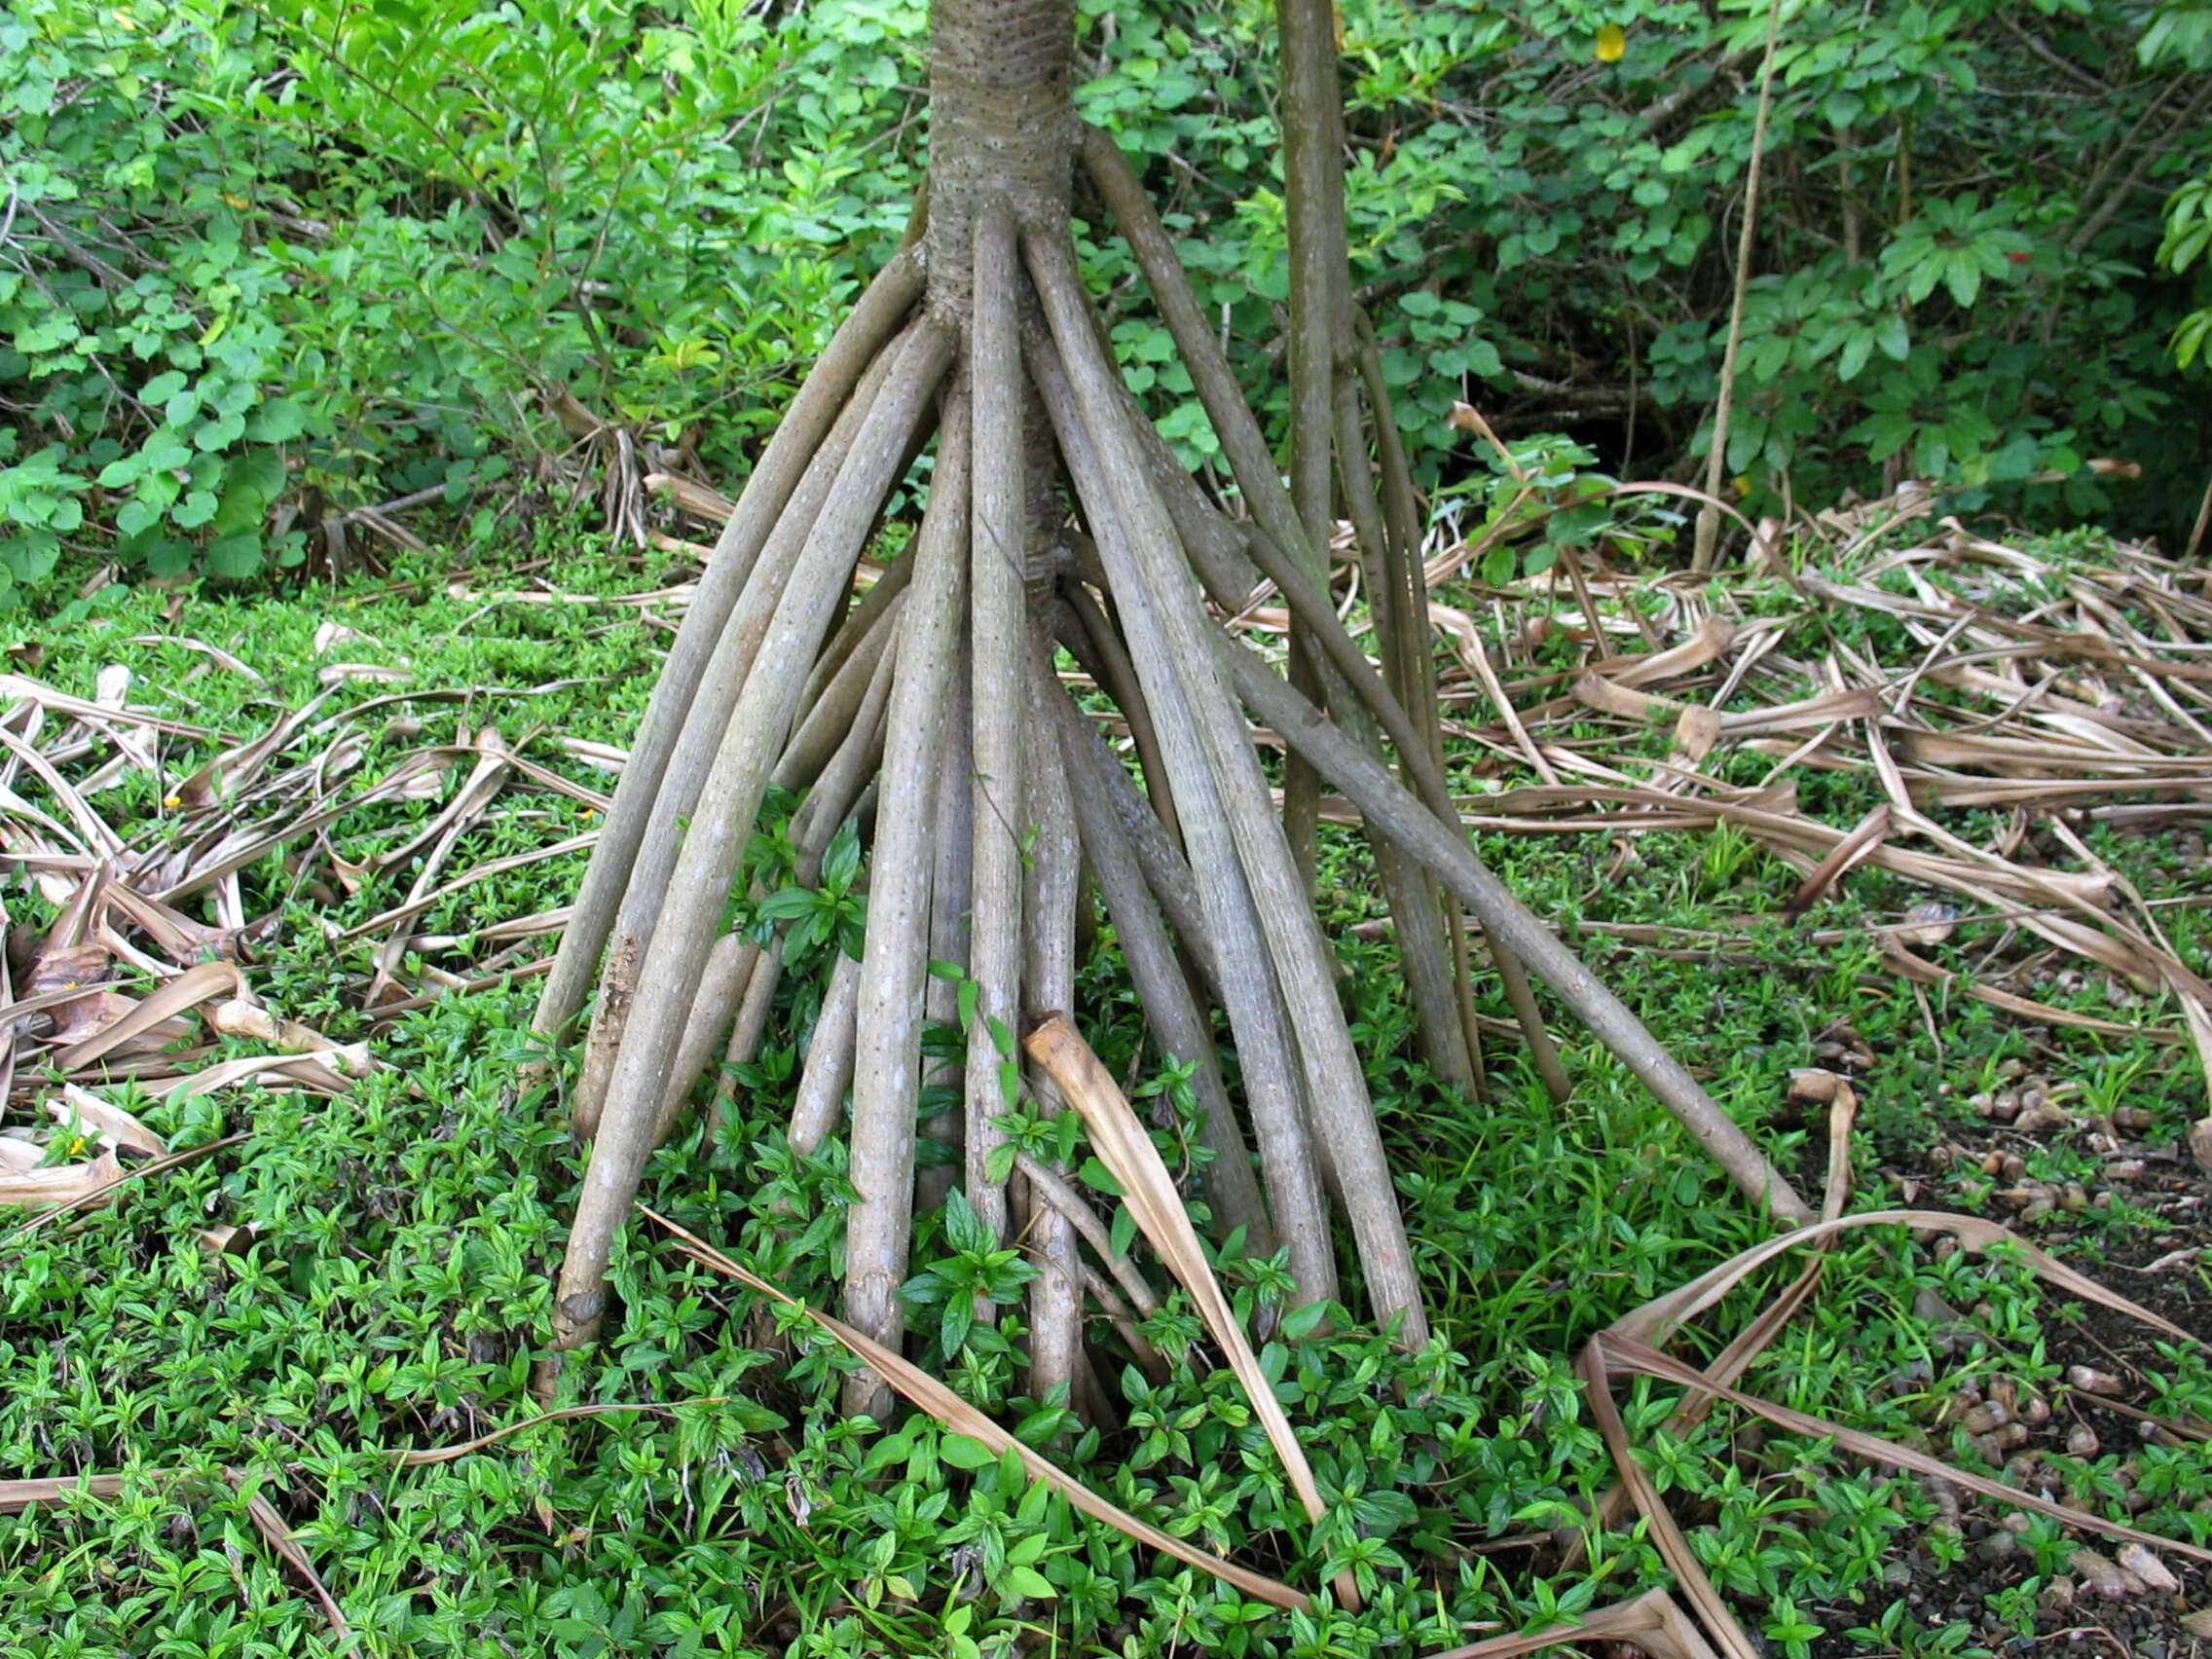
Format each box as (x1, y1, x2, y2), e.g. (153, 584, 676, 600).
(1052, 585, 1182, 851)
(552, 318, 957, 1355)
(567, 320, 923, 1138)
(917, 640, 974, 1218)
(843, 385, 973, 1416)
(529, 250, 925, 1084)
(1017, 653, 1085, 1409)
(648, 634, 901, 1142)
(1030, 222, 1432, 1340)
(1047, 675, 1272, 1258)
(697, 633, 902, 1130)
(539, 143, 1812, 1415)
(1331, 372, 1480, 1094)
(1085, 121, 1576, 1104)
(779, 589, 908, 790)
(652, 933, 757, 1146)
(785, 950, 862, 1163)
(1221, 643, 1814, 1226)
(962, 203, 1030, 1259)
(1025, 310, 1344, 1313)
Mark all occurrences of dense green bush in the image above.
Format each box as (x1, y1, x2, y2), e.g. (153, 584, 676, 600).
(1, 0, 2206, 606)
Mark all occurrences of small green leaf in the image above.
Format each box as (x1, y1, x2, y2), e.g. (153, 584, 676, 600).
(194, 411, 246, 453)
(940, 1433, 996, 1470)
(206, 533, 261, 579)
(943, 1187, 995, 1256)
(821, 819, 861, 894)
(1076, 1157, 1121, 1198)
(1942, 255, 1980, 309)
(940, 1299, 972, 1357)
(142, 433, 191, 473)
(244, 398, 307, 442)
(756, 886, 818, 921)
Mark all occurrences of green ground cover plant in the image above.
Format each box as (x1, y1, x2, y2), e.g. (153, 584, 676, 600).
(3, 526, 2208, 1656)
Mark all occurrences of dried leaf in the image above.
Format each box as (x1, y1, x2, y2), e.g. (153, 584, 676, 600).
(1025, 1014, 1358, 1608)
(1604, 1333, 2212, 1566)
(227, 1470, 353, 1649)
(58, 960, 238, 1073)
(316, 662, 411, 687)
(643, 1205, 1309, 1611)
(4, 1132, 246, 1239)
(1422, 1587, 1721, 1659)
(0, 1150, 120, 1210)
(209, 1001, 374, 1078)
(51, 1084, 168, 1157)
(0, 1473, 129, 1513)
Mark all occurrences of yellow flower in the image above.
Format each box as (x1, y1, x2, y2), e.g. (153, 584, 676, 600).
(1596, 22, 1627, 61)
(1732, 475, 1753, 498)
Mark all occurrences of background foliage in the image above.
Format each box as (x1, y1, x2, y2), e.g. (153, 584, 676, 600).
(2, 0, 2208, 604)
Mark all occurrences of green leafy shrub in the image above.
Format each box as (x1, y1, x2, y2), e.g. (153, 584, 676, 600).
(2, 0, 2206, 611)
(1080, 0, 2212, 531)
(0, 0, 922, 605)
(2144, 3, 2212, 372)
(0, 0, 323, 596)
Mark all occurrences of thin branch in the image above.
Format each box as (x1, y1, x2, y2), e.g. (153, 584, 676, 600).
(1692, 0, 1787, 572)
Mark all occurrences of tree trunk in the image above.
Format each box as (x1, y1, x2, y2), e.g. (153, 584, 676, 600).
(925, 0, 1073, 308)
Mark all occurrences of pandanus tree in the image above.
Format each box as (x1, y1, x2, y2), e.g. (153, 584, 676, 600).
(531, 0, 1812, 1409)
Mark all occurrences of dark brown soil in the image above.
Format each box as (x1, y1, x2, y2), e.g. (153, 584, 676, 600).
(1789, 1082, 2212, 1658)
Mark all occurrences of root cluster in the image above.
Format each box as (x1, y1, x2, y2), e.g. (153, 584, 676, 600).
(530, 127, 1810, 1410)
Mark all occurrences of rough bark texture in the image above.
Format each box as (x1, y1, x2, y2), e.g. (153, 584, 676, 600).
(963, 205, 1029, 1251)
(925, 0, 1072, 312)
(1277, 0, 1349, 896)
(568, 331, 914, 1137)
(845, 390, 972, 1416)
(1019, 661, 1084, 1407)
(552, 321, 954, 1352)
(529, 254, 922, 1073)
(1031, 232, 1427, 1335)
(1049, 678, 1272, 1257)
(918, 620, 975, 1215)
(1026, 322, 1342, 1310)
